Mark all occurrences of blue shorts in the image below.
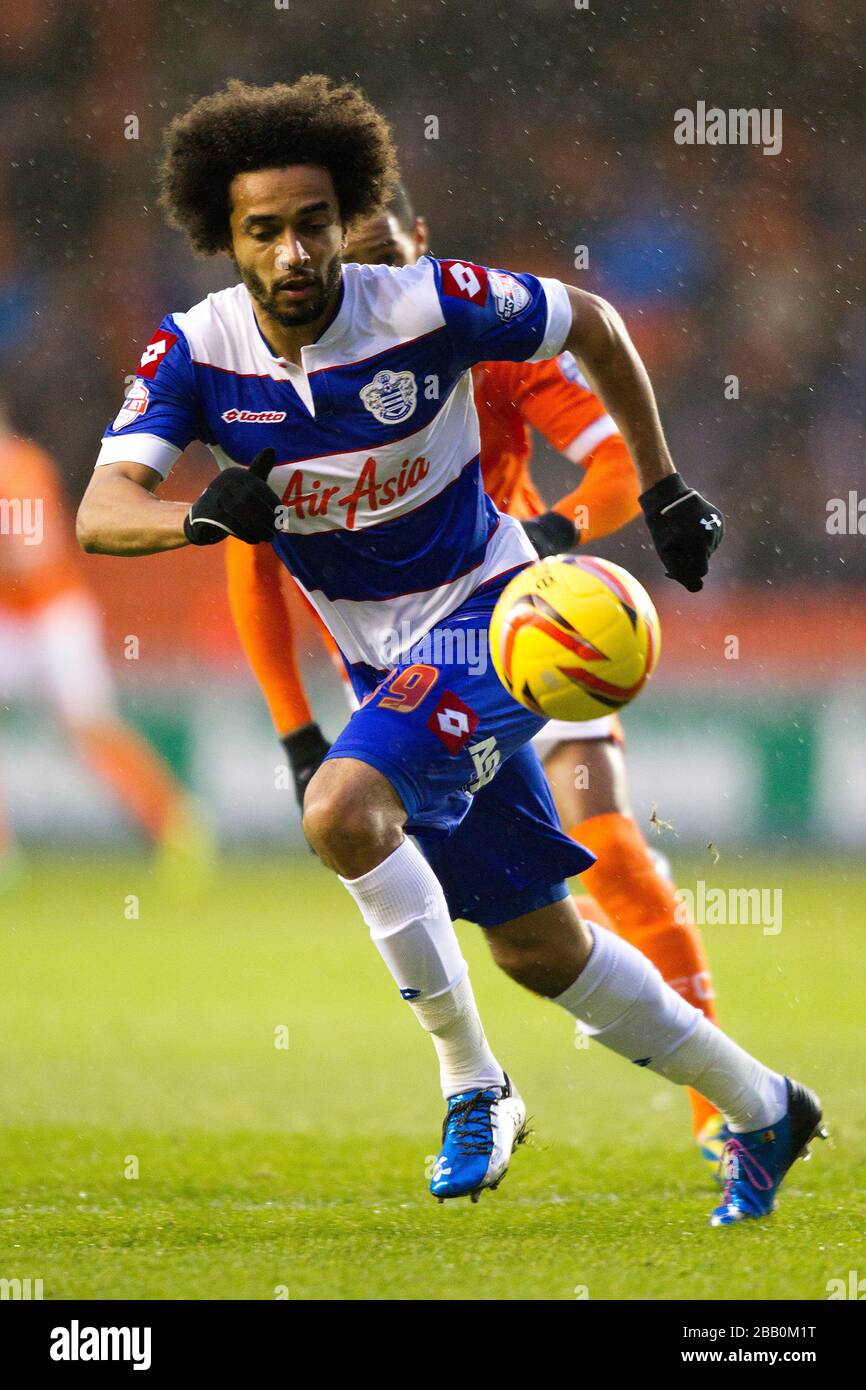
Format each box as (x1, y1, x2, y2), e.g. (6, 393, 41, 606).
(324, 571, 594, 927)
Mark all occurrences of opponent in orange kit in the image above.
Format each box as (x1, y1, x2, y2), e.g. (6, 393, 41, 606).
(0, 412, 210, 880)
(225, 188, 726, 1165)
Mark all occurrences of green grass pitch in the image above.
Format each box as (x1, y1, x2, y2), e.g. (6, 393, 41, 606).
(1, 852, 863, 1301)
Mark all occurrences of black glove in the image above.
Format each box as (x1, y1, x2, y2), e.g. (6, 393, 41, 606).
(521, 509, 579, 559)
(184, 448, 278, 546)
(281, 722, 331, 809)
(639, 473, 724, 592)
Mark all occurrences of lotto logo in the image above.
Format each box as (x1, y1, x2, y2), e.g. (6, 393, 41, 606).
(137, 329, 178, 379)
(426, 690, 479, 754)
(439, 709, 469, 737)
(222, 408, 287, 424)
(439, 260, 488, 305)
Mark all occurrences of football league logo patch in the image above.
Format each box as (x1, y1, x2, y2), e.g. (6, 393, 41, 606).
(112, 380, 149, 431)
(359, 369, 418, 425)
(426, 690, 479, 755)
(137, 329, 178, 379)
(488, 270, 531, 321)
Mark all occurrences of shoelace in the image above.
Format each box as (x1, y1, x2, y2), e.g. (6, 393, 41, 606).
(442, 1091, 496, 1156)
(720, 1136, 774, 1204)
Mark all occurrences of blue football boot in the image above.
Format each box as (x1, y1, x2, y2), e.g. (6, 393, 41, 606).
(709, 1078, 827, 1226)
(430, 1074, 527, 1203)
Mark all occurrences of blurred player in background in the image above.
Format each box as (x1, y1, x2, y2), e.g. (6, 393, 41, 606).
(0, 408, 211, 884)
(224, 184, 726, 1165)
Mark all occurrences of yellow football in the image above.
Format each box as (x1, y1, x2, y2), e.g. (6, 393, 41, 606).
(489, 555, 661, 721)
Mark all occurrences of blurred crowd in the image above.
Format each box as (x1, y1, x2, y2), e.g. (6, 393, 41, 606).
(1, 0, 862, 585)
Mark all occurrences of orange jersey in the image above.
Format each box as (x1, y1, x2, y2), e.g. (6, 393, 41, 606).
(228, 353, 640, 736)
(472, 353, 640, 539)
(0, 434, 84, 611)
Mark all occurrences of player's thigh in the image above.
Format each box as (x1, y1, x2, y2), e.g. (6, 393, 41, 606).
(543, 733, 633, 826)
(414, 743, 592, 929)
(327, 650, 545, 839)
(32, 590, 117, 725)
(0, 607, 41, 704)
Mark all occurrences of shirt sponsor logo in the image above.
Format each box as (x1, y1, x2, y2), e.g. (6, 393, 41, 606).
(359, 369, 418, 425)
(112, 380, 149, 431)
(137, 329, 178, 379)
(426, 690, 479, 754)
(439, 259, 488, 305)
(488, 270, 531, 321)
(278, 454, 430, 530)
(221, 408, 288, 424)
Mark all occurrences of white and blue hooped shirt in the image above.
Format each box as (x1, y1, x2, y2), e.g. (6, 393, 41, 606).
(97, 256, 573, 670)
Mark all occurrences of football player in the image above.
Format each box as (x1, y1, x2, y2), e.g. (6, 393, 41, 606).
(77, 77, 822, 1224)
(225, 184, 727, 1168)
(0, 408, 212, 884)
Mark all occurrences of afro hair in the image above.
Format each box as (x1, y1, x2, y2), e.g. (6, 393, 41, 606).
(157, 75, 400, 255)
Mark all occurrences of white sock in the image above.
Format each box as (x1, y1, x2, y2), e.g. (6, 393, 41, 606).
(413, 973, 505, 1098)
(555, 922, 788, 1132)
(340, 838, 504, 1097)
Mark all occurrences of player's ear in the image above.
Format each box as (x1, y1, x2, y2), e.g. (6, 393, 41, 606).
(414, 217, 430, 256)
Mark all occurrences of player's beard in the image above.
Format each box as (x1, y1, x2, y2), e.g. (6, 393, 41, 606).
(241, 254, 342, 329)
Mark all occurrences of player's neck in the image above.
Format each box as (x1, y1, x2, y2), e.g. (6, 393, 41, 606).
(251, 287, 343, 368)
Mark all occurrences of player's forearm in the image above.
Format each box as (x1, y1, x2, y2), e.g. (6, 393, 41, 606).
(553, 437, 641, 542)
(76, 474, 190, 556)
(563, 288, 676, 492)
(224, 538, 314, 734)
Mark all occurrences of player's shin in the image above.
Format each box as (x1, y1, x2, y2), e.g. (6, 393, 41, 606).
(339, 837, 504, 1097)
(571, 811, 721, 1136)
(554, 921, 788, 1132)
